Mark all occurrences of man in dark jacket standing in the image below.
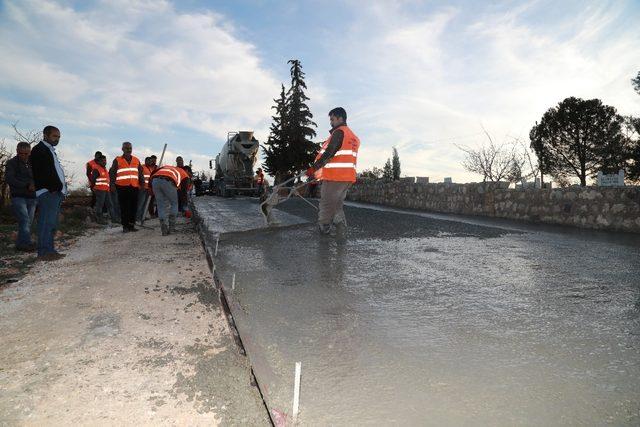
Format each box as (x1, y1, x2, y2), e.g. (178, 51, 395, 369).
(30, 125, 67, 260)
(5, 142, 37, 251)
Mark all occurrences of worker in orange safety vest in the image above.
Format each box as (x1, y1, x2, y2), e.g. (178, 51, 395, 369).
(89, 155, 116, 224)
(306, 107, 360, 239)
(85, 151, 102, 184)
(149, 165, 191, 236)
(109, 141, 144, 233)
(136, 156, 154, 222)
(86, 151, 102, 208)
(254, 167, 266, 196)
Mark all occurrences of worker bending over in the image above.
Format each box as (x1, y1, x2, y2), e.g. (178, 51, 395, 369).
(149, 165, 191, 236)
(306, 107, 360, 239)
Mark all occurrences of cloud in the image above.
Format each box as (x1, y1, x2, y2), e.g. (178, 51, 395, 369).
(4, 0, 279, 134)
(0, 0, 280, 185)
(334, 0, 640, 182)
(1, 0, 639, 186)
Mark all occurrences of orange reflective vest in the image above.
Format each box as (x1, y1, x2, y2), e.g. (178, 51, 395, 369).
(86, 159, 98, 183)
(115, 156, 141, 188)
(92, 165, 110, 192)
(314, 125, 360, 182)
(151, 165, 189, 188)
(142, 165, 152, 189)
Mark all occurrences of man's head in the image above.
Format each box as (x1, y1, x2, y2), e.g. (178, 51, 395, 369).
(122, 141, 132, 156)
(150, 155, 157, 166)
(329, 107, 347, 128)
(145, 156, 152, 166)
(97, 155, 107, 167)
(94, 151, 103, 160)
(16, 142, 31, 163)
(176, 156, 184, 167)
(43, 125, 60, 146)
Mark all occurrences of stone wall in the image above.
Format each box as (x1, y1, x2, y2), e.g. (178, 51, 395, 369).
(347, 181, 640, 233)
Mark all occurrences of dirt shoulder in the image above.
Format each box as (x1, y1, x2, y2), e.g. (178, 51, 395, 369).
(1, 200, 92, 284)
(0, 217, 270, 426)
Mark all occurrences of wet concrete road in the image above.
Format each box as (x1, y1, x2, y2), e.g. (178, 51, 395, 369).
(194, 196, 640, 426)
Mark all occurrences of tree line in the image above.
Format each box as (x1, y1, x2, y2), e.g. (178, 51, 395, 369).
(460, 73, 640, 187)
(263, 61, 639, 188)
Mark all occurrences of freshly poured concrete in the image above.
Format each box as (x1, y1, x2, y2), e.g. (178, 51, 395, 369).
(194, 196, 640, 426)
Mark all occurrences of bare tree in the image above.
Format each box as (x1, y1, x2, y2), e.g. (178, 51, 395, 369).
(0, 122, 41, 207)
(9, 122, 77, 191)
(358, 166, 384, 180)
(0, 138, 12, 207)
(516, 138, 541, 185)
(11, 121, 40, 146)
(456, 129, 527, 184)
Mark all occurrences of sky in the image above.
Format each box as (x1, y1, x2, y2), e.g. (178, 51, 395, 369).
(1, 0, 639, 187)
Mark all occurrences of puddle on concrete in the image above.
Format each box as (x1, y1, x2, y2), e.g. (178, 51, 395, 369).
(195, 197, 640, 425)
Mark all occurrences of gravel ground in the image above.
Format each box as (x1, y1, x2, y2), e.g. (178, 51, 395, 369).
(0, 217, 270, 426)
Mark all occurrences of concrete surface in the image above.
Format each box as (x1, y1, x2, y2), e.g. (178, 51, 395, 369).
(0, 218, 270, 426)
(195, 195, 640, 426)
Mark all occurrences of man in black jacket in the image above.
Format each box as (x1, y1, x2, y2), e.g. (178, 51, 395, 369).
(5, 142, 36, 251)
(30, 125, 67, 261)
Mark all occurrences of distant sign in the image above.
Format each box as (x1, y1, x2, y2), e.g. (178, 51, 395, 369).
(597, 170, 624, 187)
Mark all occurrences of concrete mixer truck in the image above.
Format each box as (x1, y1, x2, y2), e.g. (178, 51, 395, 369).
(210, 131, 260, 197)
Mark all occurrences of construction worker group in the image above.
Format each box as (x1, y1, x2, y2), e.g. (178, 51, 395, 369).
(86, 142, 193, 236)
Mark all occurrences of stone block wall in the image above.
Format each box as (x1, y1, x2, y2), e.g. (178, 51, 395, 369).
(347, 181, 640, 233)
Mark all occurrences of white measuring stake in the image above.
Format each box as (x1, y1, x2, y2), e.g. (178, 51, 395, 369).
(214, 238, 219, 256)
(231, 273, 236, 290)
(292, 362, 302, 423)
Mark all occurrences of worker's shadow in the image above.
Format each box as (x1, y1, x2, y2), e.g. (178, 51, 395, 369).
(317, 237, 346, 286)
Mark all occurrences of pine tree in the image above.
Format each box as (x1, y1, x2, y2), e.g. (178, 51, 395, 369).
(262, 84, 289, 181)
(285, 59, 318, 177)
(262, 60, 319, 183)
(391, 147, 401, 180)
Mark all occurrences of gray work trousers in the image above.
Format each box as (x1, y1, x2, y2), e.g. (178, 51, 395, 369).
(110, 190, 121, 219)
(95, 190, 116, 221)
(136, 189, 149, 221)
(152, 178, 178, 221)
(318, 181, 351, 226)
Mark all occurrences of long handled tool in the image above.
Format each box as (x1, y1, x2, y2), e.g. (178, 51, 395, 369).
(260, 171, 318, 226)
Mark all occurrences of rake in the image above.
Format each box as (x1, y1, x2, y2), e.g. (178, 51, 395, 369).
(260, 171, 318, 225)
